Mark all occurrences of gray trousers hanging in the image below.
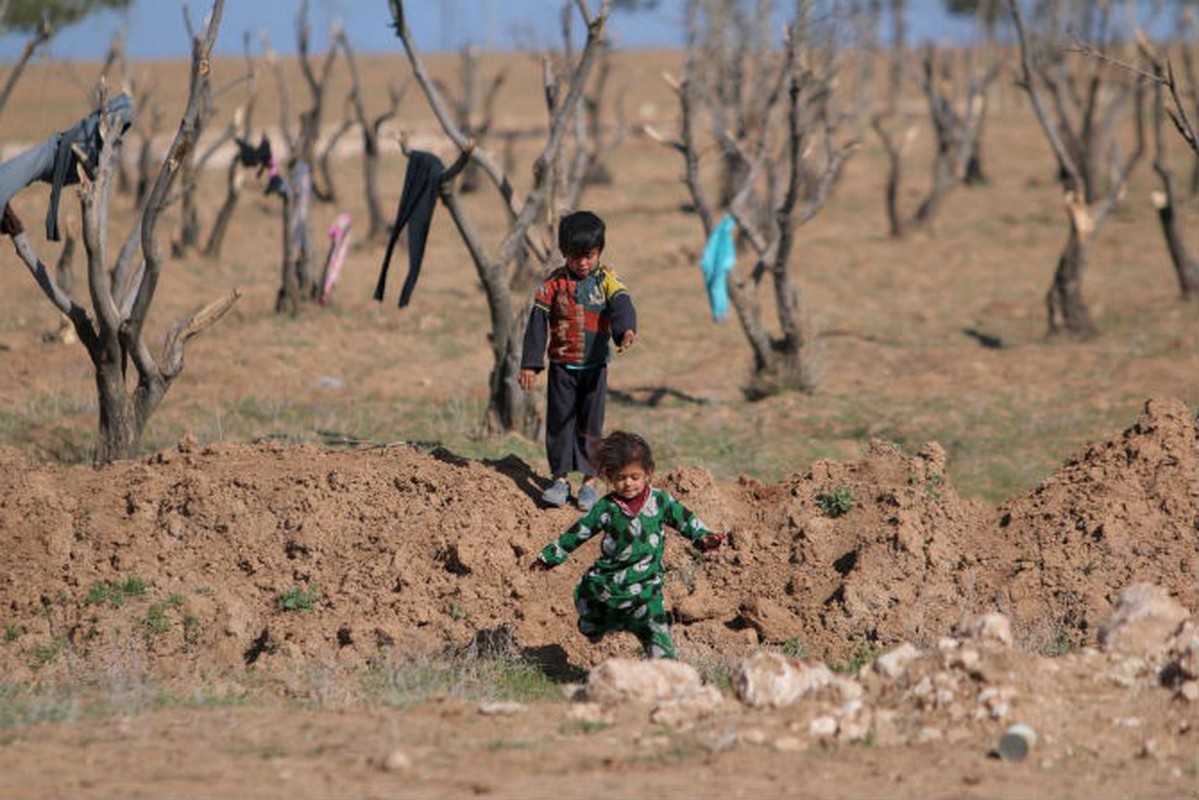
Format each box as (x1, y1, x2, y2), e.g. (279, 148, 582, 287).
(0, 93, 134, 240)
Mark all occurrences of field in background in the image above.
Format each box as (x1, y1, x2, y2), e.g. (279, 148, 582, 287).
(0, 48, 1194, 504)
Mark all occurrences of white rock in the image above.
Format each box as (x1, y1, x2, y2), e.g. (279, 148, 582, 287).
(740, 728, 768, 745)
(586, 658, 704, 705)
(478, 700, 525, 716)
(959, 613, 1014, 648)
(916, 726, 944, 743)
(733, 651, 833, 708)
(650, 685, 724, 727)
(809, 715, 838, 738)
(773, 735, 805, 752)
(382, 749, 412, 772)
(568, 702, 611, 724)
(1099, 583, 1190, 658)
(874, 643, 921, 679)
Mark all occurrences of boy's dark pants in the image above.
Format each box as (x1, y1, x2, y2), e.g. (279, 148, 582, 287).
(545, 362, 606, 478)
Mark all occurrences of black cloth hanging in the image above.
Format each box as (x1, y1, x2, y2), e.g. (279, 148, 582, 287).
(0, 93, 134, 241)
(373, 150, 444, 308)
(234, 135, 272, 176)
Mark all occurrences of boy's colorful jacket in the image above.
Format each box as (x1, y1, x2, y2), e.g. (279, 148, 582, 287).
(537, 487, 712, 608)
(521, 264, 636, 370)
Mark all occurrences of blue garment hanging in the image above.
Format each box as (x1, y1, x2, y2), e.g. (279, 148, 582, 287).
(700, 213, 736, 321)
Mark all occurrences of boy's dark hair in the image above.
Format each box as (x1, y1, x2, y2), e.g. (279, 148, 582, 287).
(596, 430, 654, 478)
(558, 210, 605, 258)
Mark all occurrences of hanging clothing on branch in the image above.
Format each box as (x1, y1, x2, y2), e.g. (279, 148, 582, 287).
(699, 213, 736, 321)
(0, 93, 135, 241)
(373, 151, 444, 308)
(319, 212, 352, 305)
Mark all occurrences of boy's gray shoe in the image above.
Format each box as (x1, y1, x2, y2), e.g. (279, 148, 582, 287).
(576, 483, 599, 512)
(541, 479, 571, 507)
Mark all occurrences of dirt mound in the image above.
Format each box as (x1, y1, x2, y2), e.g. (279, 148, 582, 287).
(0, 398, 1194, 683)
(992, 396, 1199, 647)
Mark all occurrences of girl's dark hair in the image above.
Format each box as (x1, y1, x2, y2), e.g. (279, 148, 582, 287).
(596, 430, 654, 478)
(558, 210, 605, 257)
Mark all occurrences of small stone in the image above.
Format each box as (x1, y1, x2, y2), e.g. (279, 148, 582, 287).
(1178, 681, 1199, 703)
(773, 736, 804, 752)
(959, 613, 1014, 648)
(740, 728, 767, 746)
(874, 643, 920, 679)
(568, 702, 610, 724)
(382, 749, 412, 772)
(809, 715, 838, 738)
(915, 726, 944, 744)
(478, 701, 525, 716)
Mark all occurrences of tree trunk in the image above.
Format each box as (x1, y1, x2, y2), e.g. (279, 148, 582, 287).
(1152, 192, 1199, 297)
(204, 158, 240, 258)
(1046, 229, 1096, 337)
(94, 361, 140, 465)
(363, 140, 388, 241)
(276, 192, 299, 315)
(484, 310, 541, 440)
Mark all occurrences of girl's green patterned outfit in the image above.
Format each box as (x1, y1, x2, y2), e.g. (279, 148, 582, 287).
(537, 486, 713, 659)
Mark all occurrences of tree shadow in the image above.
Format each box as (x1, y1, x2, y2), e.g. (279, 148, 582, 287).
(522, 643, 588, 684)
(483, 452, 550, 503)
(962, 327, 1005, 349)
(608, 386, 711, 408)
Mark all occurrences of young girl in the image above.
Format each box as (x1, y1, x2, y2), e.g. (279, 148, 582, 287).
(531, 431, 723, 659)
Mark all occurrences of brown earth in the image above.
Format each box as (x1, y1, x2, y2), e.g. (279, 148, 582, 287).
(0, 46, 1197, 799)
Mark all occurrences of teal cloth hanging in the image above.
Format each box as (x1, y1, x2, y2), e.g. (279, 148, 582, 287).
(700, 214, 736, 321)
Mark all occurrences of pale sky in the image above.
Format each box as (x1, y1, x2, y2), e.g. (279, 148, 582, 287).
(0, 0, 984, 63)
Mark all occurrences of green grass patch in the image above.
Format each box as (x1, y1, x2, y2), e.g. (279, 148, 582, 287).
(275, 586, 320, 613)
(816, 486, 856, 518)
(84, 576, 148, 609)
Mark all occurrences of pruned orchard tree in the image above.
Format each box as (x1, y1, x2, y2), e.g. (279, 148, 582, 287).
(649, 0, 856, 398)
(432, 45, 507, 195)
(169, 5, 234, 257)
(204, 31, 258, 259)
(1008, 0, 1145, 338)
(295, 0, 340, 201)
(1, 0, 239, 466)
(871, 43, 999, 237)
(388, 0, 611, 437)
(1136, 36, 1199, 297)
(335, 28, 406, 241)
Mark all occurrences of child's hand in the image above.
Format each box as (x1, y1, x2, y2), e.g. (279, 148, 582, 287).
(696, 532, 724, 552)
(530, 558, 552, 572)
(519, 368, 539, 391)
(617, 329, 638, 352)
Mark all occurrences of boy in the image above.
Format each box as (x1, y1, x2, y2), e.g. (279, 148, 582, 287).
(520, 211, 637, 511)
(530, 431, 723, 659)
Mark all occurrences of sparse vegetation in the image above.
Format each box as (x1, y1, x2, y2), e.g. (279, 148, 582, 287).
(275, 586, 319, 613)
(829, 641, 881, 675)
(85, 577, 148, 609)
(817, 486, 856, 518)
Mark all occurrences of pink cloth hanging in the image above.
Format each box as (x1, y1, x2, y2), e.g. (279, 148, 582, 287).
(319, 212, 352, 305)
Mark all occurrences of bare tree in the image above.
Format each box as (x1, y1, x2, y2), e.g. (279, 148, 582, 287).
(334, 28, 406, 240)
(0, 11, 51, 121)
(1008, 0, 1146, 337)
(388, 0, 610, 437)
(432, 45, 507, 195)
(168, 6, 231, 257)
(1138, 38, 1199, 297)
(295, 0, 340, 201)
(650, 0, 856, 397)
(204, 31, 258, 259)
(2, 0, 238, 466)
(871, 44, 998, 237)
